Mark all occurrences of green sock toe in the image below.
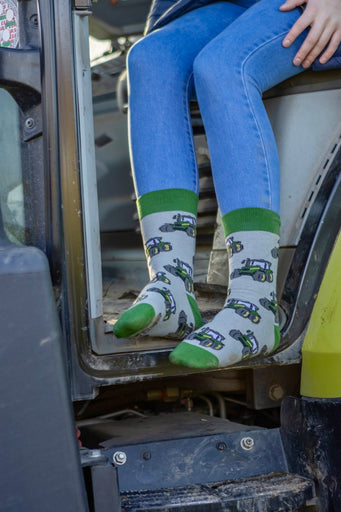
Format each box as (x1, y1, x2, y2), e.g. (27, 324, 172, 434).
(113, 303, 156, 338)
(169, 342, 219, 369)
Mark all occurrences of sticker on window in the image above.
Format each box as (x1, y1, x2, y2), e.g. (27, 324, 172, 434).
(0, 1, 18, 48)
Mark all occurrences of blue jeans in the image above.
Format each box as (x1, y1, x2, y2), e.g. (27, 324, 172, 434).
(127, 0, 308, 216)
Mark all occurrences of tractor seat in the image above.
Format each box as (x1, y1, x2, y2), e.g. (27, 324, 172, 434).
(263, 67, 341, 99)
(117, 67, 341, 114)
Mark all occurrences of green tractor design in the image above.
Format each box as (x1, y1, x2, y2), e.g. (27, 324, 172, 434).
(164, 258, 194, 293)
(188, 326, 225, 350)
(169, 310, 194, 339)
(230, 258, 273, 283)
(229, 329, 259, 358)
(271, 246, 279, 259)
(145, 237, 172, 258)
(225, 298, 261, 324)
(226, 236, 244, 258)
(259, 291, 278, 317)
(147, 286, 176, 321)
(159, 214, 196, 238)
(133, 294, 147, 304)
(151, 272, 171, 285)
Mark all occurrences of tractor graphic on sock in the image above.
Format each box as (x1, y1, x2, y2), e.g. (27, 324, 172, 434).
(188, 326, 225, 350)
(169, 310, 193, 339)
(225, 298, 261, 324)
(145, 237, 172, 258)
(259, 291, 278, 317)
(164, 258, 194, 293)
(147, 287, 176, 320)
(151, 271, 171, 284)
(230, 259, 273, 283)
(226, 236, 244, 258)
(229, 329, 259, 358)
(133, 294, 147, 304)
(159, 214, 196, 237)
(271, 246, 279, 259)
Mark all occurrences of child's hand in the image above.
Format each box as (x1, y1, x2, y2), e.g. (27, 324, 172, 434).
(280, 0, 341, 68)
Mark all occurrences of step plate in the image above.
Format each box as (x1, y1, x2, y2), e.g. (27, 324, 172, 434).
(98, 414, 288, 492)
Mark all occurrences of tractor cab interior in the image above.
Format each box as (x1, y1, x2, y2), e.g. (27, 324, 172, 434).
(88, 1, 341, 366)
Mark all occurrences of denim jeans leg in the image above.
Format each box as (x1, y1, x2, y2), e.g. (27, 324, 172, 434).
(127, 2, 247, 198)
(193, 0, 308, 216)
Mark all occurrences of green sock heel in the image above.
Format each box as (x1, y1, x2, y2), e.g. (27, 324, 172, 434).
(186, 294, 203, 329)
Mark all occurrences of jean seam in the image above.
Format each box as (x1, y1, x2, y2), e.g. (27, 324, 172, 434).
(241, 30, 289, 211)
(184, 70, 199, 194)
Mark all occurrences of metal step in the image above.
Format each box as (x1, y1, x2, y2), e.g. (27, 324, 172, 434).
(121, 472, 315, 512)
(94, 413, 289, 493)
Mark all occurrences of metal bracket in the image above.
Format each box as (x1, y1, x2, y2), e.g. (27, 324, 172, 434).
(74, 0, 92, 10)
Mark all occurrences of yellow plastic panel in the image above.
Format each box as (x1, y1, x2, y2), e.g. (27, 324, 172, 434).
(301, 231, 341, 398)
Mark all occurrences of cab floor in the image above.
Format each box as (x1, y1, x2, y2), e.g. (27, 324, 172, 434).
(102, 278, 227, 328)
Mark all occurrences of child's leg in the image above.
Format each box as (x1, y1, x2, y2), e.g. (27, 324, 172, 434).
(127, 2, 248, 198)
(170, 0, 308, 367)
(114, 2, 247, 338)
(193, 0, 307, 216)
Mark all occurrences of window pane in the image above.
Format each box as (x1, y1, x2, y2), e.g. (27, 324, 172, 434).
(0, 89, 24, 244)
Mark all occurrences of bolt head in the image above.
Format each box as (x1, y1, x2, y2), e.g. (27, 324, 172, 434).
(240, 437, 254, 451)
(269, 384, 285, 401)
(113, 451, 127, 465)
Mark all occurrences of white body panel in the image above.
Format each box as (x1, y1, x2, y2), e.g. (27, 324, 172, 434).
(266, 89, 341, 246)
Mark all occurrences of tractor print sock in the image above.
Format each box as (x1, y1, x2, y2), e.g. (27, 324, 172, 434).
(113, 189, 203, 339)
(169, 208, 281, 368)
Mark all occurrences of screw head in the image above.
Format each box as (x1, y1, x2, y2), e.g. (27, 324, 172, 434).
(25, 117, 35, 130)
(113, 451, 127, 465)
(30, 14, 39, 28)
(216, 442, 227, 451)
(240, 437, 254, 451)
(142, 451, 151, 460)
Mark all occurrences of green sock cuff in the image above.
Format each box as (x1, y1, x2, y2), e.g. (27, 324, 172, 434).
(221, 208, 281, 237)
(137, 189, 198, 219)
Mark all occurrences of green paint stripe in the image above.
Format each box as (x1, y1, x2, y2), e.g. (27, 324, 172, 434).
(301, 352, 341, 398)
(137, 189, 198, 219)
(222, 208, 280, 236)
